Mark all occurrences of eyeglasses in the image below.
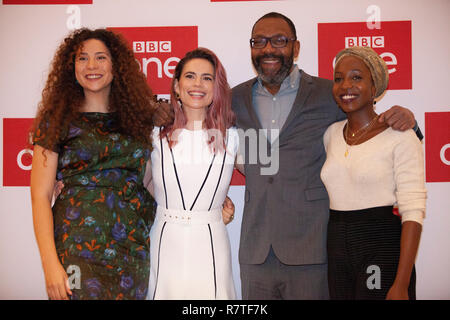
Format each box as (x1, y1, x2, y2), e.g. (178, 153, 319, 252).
(250, 35, 296, 49)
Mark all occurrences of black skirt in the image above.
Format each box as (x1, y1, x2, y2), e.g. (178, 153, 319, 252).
(327, 205, 416, 300)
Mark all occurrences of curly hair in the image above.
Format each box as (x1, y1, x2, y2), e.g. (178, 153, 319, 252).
(161, 47, 235, 153)
(30, 28, 156, 155)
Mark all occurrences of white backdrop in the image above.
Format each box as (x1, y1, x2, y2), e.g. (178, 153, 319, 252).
(0, 0, 449, 300)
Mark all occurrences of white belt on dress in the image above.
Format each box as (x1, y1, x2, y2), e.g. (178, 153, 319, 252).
(155, 206, 222, 225)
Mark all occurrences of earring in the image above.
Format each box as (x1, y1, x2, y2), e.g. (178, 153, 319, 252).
(176, 94, 182, 108)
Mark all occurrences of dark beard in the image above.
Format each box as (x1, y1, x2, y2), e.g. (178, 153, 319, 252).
(252, 52, 294, 86)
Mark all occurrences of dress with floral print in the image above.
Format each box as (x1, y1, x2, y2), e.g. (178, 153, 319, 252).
(34, 112, 155, 300)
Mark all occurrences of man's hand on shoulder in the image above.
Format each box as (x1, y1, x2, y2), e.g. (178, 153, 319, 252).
(153, 99, 174, 127)
(378, 105, 415, 131)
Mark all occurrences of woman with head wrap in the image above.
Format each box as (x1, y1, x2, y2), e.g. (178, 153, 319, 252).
(320, 46, 427, 300)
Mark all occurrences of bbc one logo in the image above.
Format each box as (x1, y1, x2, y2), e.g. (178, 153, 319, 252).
(318, 21, 412, 90)
(133, 41, 172, 53)
(343, 36, 398, 75)
(131, 41, 178, 82)
(425, 112, 450, 183)
(344, 36, 385, 48)
(3, 118, 34, 187)
(109, 26, 198, 95)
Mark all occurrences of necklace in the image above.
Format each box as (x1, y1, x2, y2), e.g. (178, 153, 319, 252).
(347, 117, 374, 137)
(344, 115, 379, 157)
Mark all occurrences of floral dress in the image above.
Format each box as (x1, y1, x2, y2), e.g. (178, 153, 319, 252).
(33, 112, 155, 300)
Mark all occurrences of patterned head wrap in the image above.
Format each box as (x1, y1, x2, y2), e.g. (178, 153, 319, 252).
(334, 46, 389, 98)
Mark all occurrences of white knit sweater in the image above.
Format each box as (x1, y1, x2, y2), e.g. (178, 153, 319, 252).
(320, 120, 427, 225)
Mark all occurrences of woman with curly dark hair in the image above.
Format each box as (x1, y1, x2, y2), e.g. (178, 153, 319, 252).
(30, 28, 157, 300)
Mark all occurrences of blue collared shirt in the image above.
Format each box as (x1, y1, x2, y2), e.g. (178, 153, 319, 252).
(252, 65, 301, 137)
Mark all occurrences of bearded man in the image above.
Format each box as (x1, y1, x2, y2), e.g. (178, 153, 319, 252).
(231, 12, 417, 300)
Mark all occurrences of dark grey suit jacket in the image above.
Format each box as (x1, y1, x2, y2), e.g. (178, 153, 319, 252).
(232, 69, 346, 266)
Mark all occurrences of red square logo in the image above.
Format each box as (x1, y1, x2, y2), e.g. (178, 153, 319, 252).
(230, 168, 245, 186)
(3, 118, 34, 187)
(108, 26, 198, 96)
(318, 21, 412, 90)
(425, 112, 450, 182)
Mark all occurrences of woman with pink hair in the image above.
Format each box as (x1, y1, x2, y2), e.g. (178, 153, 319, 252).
(145, 48, 239, 299)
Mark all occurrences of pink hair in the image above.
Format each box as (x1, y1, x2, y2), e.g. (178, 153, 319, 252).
(160, 47, 235, 153)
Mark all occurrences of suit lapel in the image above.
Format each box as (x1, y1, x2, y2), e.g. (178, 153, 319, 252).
(242, 71, 313, 145)
(243, 78, 263, 131)
(279, 70, 313, 138)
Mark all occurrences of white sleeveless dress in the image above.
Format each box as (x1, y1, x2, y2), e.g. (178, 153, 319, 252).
(148, 127, 238, 300)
